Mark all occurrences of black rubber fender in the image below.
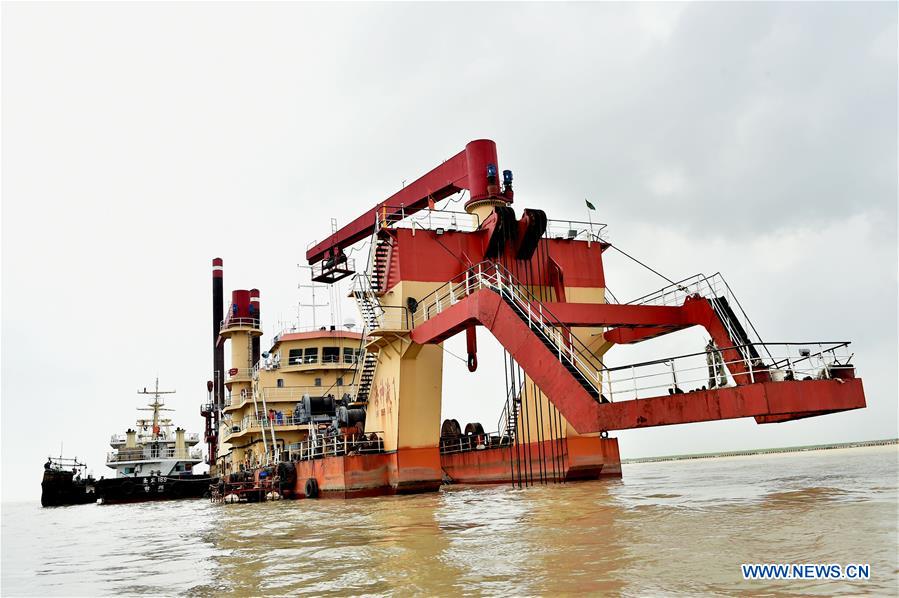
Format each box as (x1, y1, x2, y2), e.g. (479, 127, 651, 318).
(277, 461, 297, 486)
(440, 419, 462, 438)
(304, 478, 319, 499)
(464, 422, 485, 436)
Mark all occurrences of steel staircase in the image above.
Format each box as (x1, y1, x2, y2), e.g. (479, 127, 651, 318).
(350, 221, 389, 405)
(355, 352, 378, 404)
(350, 273, 384, 405)
(497, 381, 523, 440)
(710, 296, 762, 363)
(371, 237, 391, 293)
(412, 261, 607, 402)
(500, 293, 603, 400)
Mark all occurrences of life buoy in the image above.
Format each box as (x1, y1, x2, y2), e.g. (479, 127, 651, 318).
(304, 478, 319, 499)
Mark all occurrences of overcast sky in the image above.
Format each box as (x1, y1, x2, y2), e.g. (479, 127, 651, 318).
(3, 2, 896, 502)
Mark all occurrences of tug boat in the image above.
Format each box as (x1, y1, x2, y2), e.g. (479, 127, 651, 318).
(98, 379, 214, 504)
(41, 457, 97, 507)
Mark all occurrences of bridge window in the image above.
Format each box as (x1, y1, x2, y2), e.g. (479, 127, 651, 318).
(343, 347, 356, 364)
(323, 347, 340, 363)
(288, 349, 303, 365)
(303, 347, 318, 364)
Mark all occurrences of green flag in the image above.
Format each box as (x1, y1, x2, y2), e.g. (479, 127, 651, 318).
(585, 199, 596, 210)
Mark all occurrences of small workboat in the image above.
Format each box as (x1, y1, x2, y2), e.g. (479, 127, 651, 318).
(41, 457, 97, 507)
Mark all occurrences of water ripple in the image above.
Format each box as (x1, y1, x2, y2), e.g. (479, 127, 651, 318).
(2, 446, 896, 596)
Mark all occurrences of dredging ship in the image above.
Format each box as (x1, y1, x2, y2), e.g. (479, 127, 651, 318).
(99, 380, 213, 504)
(203, 139, 867, 501)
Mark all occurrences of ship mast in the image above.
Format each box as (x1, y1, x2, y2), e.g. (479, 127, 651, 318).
(137, 377, 175, 441)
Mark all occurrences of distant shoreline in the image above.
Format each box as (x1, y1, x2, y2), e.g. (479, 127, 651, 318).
(621, 438, 898, 464)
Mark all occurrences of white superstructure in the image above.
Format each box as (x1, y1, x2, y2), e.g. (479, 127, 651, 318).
(106, 379, 203, 478)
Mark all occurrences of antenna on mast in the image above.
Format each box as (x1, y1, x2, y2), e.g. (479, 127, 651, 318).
(137, 377, 176, 441)
(297, 264, 330, 329)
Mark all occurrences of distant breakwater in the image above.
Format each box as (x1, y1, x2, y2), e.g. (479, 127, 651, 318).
(622, 438, 898, 464)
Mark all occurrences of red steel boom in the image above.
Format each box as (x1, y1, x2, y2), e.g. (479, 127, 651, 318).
(306, 139, 502, 265)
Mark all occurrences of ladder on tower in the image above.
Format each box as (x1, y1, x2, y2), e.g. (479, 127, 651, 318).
(355, 352, 379, 404)
(371, 237, 391, 293)
(349, 226, 386, 404)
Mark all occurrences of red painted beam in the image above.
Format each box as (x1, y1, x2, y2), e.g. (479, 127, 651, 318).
(410, 289, 866, 435)
(306, 140, 499, 265)
(755, 411, 844, 424)
(584, 378, 865, 433)
(539, 302, 689, 328)
(603, 325, 684, 343)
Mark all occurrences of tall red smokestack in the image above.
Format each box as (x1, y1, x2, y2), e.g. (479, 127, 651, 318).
(250, 288, 261, 366)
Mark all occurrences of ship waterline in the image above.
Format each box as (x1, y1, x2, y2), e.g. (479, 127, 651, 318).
(4, 446, 896, 596)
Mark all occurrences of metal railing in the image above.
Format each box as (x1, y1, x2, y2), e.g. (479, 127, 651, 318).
(599, 341, 854, 403)
(286, 431, 385, 461)
(311, 256, 356, 282)
(372, 305, 411, 330)
(107, 447, 203, 462)
(545, 218, 608, 243)
(627, 272, 731, 308)
(233, 415, 305, 433)
(262, 386, 355, 402)
(110, 432, 200, 444)
(224, 390, 254, 410)
(220, 316, 261, 332)
(439, 431, 513, 454)
(625, 272, 769, 358)
(226, 368, 254, 381)
(225, 381, 355, 408)
(352, 271, 412, 332)
(380, 206, 480, 233)
(257, 352, 363, 372)
(409, 261, 606, 395)
(270, 325, 362, 346)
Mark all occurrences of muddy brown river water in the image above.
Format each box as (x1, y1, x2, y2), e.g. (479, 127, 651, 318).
(3, 445, 897, 596)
